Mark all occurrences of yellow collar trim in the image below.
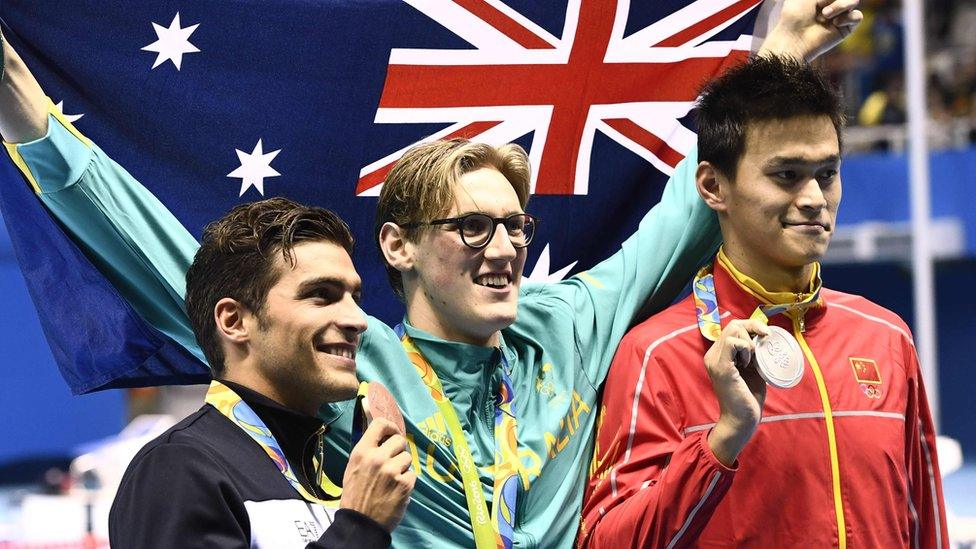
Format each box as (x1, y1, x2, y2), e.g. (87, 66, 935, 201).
(716, 248, 821, 306)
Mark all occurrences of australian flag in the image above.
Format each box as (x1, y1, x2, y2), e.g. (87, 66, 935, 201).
(0, 0, 772, 394)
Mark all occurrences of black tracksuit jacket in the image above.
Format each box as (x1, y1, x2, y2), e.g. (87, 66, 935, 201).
(109, 381, 389, 548)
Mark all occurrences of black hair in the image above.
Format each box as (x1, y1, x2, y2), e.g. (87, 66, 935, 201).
(696, 55, 845, 178)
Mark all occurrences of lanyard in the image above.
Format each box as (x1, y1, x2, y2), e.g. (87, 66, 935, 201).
(395, 324, 522, 549)
(692, 250, 822, 341)
(205, 380, 342, 507)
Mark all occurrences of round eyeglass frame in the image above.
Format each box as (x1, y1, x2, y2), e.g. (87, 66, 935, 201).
(401, 212, 540, 250)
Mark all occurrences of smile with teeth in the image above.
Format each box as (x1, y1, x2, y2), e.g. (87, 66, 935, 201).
(319, 345, 355, 360)
(475, 274, 511, 289)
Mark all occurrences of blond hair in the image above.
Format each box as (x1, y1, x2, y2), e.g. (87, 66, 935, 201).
(375, 139, 531, 298)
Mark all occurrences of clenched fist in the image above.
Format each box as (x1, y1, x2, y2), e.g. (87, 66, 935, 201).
(704, 319, 770, 467)
(340, 418, 416, 532)
(759, 0, 864, 62)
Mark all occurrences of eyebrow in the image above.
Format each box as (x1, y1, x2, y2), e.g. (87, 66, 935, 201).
(453, 209, 525, 218)
(295, 276, 362, 298)
(764, 154, 841, 168)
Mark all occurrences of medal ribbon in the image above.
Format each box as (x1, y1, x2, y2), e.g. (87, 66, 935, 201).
(395, 325, 521, 549)
(693, 249, 823, 341)
(205, 380, 341, 506)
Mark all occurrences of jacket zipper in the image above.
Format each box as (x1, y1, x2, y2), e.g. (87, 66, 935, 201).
(301, 425, 327, 498)
(792, 313, 846, 548)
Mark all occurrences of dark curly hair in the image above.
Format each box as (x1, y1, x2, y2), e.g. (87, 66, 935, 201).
(185, 197, 354, 376)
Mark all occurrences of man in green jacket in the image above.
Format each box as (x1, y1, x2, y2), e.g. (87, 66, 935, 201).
(0, 1, 860, 545)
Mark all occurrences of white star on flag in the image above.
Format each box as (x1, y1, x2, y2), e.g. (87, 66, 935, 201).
(54, 101, 83, 123)
(526, 244, 578, 283)
(227, 139, 281, 196)
(141, 12, 200, 70)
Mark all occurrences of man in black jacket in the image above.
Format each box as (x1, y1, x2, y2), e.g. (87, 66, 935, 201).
(109, 198, 414, 548)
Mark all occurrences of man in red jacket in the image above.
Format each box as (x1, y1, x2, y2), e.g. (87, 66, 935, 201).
(580, 56, 948, 548)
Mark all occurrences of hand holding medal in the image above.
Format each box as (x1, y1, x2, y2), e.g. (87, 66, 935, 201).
(354, 381, 406, 438)
(693, 262, 810, 390)
(344, 381, 414, 532)
(702, 318, 770, 466)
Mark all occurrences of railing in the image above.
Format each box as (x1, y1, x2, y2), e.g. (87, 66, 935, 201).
(844, 118, 976, 154)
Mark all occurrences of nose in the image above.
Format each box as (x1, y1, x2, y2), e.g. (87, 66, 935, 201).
(483, 222, 518, 261)
(796, 177, 827, 212)
(337, 296, 368, 339)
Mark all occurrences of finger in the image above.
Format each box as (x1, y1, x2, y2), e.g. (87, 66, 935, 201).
(723, 336, 754, 367)
(721, 320, 755, 342)
(726, 319, 770, 338)
(740, 364, 768, 406)
(379, 433, 408, 458)
(360, 418, 400, 448)
(397, 470, 418, 492)
(832, 9, 863, 30)
(742, 319, 771, 338)
(821, 0, 859, 19)
(387, 450, 413, 474)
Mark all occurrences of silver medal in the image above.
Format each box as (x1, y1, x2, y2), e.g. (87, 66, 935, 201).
(752, 325, 804, 389)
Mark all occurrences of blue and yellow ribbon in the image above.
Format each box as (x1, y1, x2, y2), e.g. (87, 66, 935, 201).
(692, 249, 823, 341)
(205, 380, 341, 506)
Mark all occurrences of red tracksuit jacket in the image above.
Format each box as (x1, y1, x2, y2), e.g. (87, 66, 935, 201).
(580, 257, 948, 548)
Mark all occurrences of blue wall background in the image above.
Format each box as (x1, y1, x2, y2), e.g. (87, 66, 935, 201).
(837, 148, 976, 251)
(0, 147, 973, 468)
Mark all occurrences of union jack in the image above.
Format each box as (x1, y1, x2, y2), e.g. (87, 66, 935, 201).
(358, 0, 768, 197)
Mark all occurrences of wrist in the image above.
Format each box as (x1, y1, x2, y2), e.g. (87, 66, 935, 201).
(756, 29, 809, 63)
(708, 416, 757, 467)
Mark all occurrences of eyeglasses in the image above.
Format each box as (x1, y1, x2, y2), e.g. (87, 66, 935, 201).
(402, 212, 539, 249)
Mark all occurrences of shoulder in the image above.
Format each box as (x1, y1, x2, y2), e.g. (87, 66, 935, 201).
(619, 294, 701, 356)
(823, 288, 915, 344)
(359, 314, 402, 355)
(110, 408, 252, 546)
(603, 296, 706, 400)
(121, 406, 237, 485)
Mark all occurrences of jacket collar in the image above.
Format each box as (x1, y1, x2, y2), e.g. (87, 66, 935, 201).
(712, 248, 827, 328)
(219, 379, 326, 491)
(400, 320, 517, 417)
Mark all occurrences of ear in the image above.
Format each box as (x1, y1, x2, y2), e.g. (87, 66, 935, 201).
(214, 297, 251, 346)
(378, 221, 415, 273)
(695, 161, 729, 213)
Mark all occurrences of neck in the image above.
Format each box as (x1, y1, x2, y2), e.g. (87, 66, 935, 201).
(404, 286, 500, 347)
(220, 367, 319, 417)
(719, 245, 816, 295)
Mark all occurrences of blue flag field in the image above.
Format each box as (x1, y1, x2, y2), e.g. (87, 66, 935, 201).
(0, 0, 770, 393)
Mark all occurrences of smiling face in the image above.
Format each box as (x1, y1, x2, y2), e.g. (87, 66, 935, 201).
(715, 115, 841, 288)
(404, 167, 528, 346)
(245, 241, 366, 413)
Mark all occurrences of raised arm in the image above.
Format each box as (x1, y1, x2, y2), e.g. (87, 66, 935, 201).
(0, 30, 48, 143)
(0, 30, 205, 366)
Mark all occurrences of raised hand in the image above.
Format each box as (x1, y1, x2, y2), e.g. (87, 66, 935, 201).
(704, 319, 770, 467)
(0, 30, 50, 143)
(759, 0, 864, 62)
(340, 418, 416, 532)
